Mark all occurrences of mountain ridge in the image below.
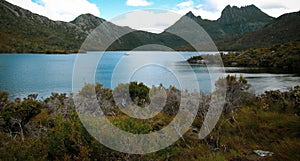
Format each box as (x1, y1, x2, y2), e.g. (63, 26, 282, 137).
(170, 4, 274, 41)
(216, 10, 300, 50)
(0, 0, 86, 53)
(0, 0, 298, 53)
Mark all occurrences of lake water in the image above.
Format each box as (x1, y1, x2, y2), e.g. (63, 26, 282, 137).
(0, 52, 299, 99)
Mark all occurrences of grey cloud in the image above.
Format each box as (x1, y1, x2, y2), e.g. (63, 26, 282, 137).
(260, 3, 286, 9)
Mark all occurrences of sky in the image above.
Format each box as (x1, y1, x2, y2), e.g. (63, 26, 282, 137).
(5, 0, 300, 33)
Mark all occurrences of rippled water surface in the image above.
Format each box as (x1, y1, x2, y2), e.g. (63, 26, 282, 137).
(0, 52, 299, 99)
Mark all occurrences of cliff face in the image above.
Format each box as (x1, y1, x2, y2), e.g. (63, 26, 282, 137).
(217, 5, 274, 37)
(218, 5, 273, 24)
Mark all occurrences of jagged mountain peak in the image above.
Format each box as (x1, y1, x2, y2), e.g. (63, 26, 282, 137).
(184, 11, 202, 20)
(166, 4, 275, 42)
(223, 4, 259, 12)
(185, 11, 195, 18)
(219, 4, 273, 23)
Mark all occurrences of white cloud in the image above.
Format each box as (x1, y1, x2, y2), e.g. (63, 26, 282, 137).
(174, 0, 220, 20)
(126, 0, 153, 7)
(108, 0, 300, 33)
(174, 0, 300, 20)
(176, 0, 194, 9)
(111, 10, 182, 33)
(6, 0, 100, 22)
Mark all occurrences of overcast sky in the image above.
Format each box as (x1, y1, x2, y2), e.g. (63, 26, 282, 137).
(6, 0, 300, 33)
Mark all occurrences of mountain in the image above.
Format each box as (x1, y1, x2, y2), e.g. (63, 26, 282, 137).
(165, 5, 299, 51)
(0, 0, 86, 53)
(0, 0, 299, 53)
(0, 0, 166, 52)
(71, 14, 107, 34)
(217, 11, 300, 50)
(166, 5, 274, 41)
(0, 0, 136, 53)
(217, 5, 274, 38)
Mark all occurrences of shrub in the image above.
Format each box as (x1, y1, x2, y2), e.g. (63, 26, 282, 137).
(78, 83, 96, 98)
(0, 91, 9, 109)
(293, 86, 300, 115)
(0, 95, 42, 139)
(129, 82, 150, 106)
(215, 75, 253, 113)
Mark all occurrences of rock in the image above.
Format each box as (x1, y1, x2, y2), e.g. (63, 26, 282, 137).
(192, 127, 199, 133)
(253, 150, 273, 157)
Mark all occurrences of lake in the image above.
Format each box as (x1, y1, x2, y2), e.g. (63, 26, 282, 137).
(0, 52, 299, 100)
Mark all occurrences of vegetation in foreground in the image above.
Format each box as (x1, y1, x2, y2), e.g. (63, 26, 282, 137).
(0, 76, 299, 160)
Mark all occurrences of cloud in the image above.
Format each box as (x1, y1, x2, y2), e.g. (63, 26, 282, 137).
(111, 10, 182, 33)
(126, 0, 153, 7)
(6, 0, 100, 22)
(174, 0, 221, 20)
(174, 0, 300, 20)
(176, 0, 194, 9)
(259, 3, 286, 10)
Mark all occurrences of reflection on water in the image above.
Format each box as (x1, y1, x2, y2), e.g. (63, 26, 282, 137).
(225, 67, 300, 94)
(0, 52, 299, 99)
(96, 52, 217, 93)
